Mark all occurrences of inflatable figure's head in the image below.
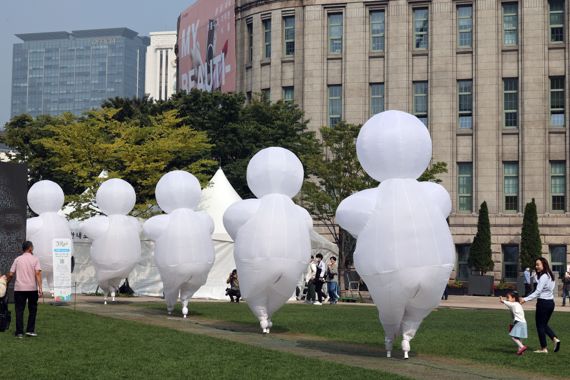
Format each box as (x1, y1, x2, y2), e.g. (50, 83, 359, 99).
(96, 178, 136, 216)
(356, 110, 432, 182)
(155, 170, 201, 213)
(28, 180, 65, 214)
(247, 147, 304, 198)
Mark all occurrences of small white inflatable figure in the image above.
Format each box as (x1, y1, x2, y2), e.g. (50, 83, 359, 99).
(80, 179, 141, 304)
(143, 171, 215, 318)
(223, 147, 312, 334)
(26, 180, 72, 295)
(336, 110, 455, 359)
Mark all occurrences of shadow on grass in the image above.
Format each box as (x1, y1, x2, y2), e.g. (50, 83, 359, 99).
(296, 339, 409, 359)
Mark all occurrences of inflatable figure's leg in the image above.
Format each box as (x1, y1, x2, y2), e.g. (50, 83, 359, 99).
(182, 299, 189, 319)
(164, 287, 179, 315)
(265, 270, 300, 333)
(362, 273, 407, 358)
(246, 293, 270, 334)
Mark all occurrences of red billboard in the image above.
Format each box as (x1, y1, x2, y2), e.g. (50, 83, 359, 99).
(177, 0, 236, 93)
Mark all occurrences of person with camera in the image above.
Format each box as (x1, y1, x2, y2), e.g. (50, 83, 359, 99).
(226, 269, 241, 303)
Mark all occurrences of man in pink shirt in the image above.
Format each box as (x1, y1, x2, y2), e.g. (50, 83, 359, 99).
(6, 241, 42, 338)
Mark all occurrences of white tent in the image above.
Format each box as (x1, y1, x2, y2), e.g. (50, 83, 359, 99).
(70, 168, 338, 299)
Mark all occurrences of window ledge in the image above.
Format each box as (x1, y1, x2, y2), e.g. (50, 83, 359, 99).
(456, 129, 473, 135)
(456, 48, 473, 54)
(369, 51, 385, 58)
(327, 54, 342, 60)
(549, 127, 566, 133)
(501, 46, 518, 52)
(548, 43, 565, 50)
(281, 56, 294, 63)
(260, 58, 271, 66)
(502, 128, 519, 135)
(245, 63, 252, 69)
(412, 50, 428, 56)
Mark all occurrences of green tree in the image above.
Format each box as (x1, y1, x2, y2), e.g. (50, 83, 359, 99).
(520, 198, 542, 271)
(468, 201, 494, 275)
(300, 121, 448, 271)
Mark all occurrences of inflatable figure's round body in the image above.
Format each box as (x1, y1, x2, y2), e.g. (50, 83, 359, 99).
(143, 170, 215, 318)
(26, 180, 72, 293)
(224, 147, 312, 333)
(336, 111, 455, 359)
(80, 179, 141, 304)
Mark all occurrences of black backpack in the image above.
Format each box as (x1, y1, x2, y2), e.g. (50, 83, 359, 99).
(0, 295, 11, 332)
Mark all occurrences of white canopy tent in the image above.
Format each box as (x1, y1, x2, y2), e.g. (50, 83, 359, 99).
(70, 168, 338, 299)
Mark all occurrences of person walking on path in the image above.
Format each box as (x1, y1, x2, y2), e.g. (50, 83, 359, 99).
(500, 291, 528, 355)
(562, 268, 570, 307)
(521, 258, 561, 353)
(5, 241, 43, 338)
(304, 256, 317, 304)
(524, 267, 532, 296)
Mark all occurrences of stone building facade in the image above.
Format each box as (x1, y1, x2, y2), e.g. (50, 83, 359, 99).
(234, 0, 570, 282)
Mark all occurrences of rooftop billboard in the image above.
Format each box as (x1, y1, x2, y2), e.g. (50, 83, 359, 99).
(177, 0, 236, 93)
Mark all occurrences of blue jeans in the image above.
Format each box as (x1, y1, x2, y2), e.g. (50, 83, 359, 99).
(327, 282, 339, 303)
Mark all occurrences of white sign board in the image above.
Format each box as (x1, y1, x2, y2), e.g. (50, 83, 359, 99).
(52, 238, 72, 303)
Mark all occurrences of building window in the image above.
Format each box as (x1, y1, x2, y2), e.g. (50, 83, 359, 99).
(551, 161, 566, 211)
(413, 81, 428, 126)
(370, 83, 385, 116)
(414, 8, 429, 49)
(456, 244, 471, 280)
(283, 16, 295, 56)
(550, 245, 568, 276)
(503, 245, 519, 281)
(282, 86, 294, 103)
(458, 80, 472, 129)
(370, 10, 385, 52)
(550, 77, 565, 127)
(261, 88, 270, 102)
(328, 13, 343, 54)
(458, 163, 473, 212)
(502, 3, 518, 46)
(503, 78, 518, 128)
(247, 22, 253, 63)
(246, 91, 252, 103)
(328, 85, 342, 127)
(263, 19, 271, 59)
(504, 162, 519, 212)
(549, 0, 565, 43)
(457, 5, 473, 48)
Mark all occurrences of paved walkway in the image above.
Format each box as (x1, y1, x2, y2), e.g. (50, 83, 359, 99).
(62, 295, 563, 380)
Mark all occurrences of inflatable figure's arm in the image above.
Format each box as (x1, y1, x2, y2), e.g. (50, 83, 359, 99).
(296, 206, 313, 229)
(142, 215, 169, 240)
(26, 217, 43, 237)
(335, 188, 378, 238)
(196, 211, 215, 235)
(80, 215, 109, 240)
(419, 182, 452, 218)
(223, 199, 260, 241)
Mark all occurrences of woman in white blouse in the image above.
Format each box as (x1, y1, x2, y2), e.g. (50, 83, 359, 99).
(521, 257, 561, 353)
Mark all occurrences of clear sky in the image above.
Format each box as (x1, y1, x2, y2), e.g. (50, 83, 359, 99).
(0, 0, 196, 128)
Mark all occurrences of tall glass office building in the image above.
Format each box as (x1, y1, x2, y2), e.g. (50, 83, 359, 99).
(11, 28, 149, 117)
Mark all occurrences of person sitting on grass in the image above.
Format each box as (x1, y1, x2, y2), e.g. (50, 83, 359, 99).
(500, 291, 528, 355)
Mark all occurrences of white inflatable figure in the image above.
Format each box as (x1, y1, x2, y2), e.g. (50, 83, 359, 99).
(27, 180, 72, 296)
(80, 179, 141, 305)
(336, 110, 455, 359)
(223, 147, 312, 334)
(143, 171, 215, 318)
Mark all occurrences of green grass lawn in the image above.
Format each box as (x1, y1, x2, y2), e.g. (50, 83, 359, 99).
(142, 301, 570, 378)
(0, 305, 406, 380)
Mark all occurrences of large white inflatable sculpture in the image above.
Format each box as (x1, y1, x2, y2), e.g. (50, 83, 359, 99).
(80, 178, 141, 304)
(27, 180, 72, 294)
(223, 147, 312, 333)
(143, 171, 215, 318)
(336, 110, 455, 359)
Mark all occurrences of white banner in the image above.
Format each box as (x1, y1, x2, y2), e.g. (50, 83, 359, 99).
(52, 238, 72, 303)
